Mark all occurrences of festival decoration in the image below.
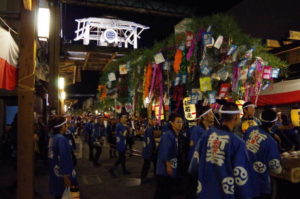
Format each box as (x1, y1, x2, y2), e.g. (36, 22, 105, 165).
(183, 97, 197, 120)
(96, 14, 287, 116)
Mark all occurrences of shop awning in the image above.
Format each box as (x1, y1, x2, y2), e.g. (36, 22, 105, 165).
(251, 79, 300, 106)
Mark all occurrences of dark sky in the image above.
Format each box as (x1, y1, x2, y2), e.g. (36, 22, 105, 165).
(64, 0, 244, 98)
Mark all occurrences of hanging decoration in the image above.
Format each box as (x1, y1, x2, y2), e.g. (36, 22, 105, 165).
(173, 49, 182, 74)
(96, 14, 288, 116)
(119, 64, 127, 75)
(183, 97, 197, 120)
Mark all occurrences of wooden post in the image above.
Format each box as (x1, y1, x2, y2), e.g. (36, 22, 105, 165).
(17, 1, 36, 199)
(49, 0, 60, 114)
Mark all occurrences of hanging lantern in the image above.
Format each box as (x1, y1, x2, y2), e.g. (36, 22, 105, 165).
(291, 108, 300, 127)
(183, 97, 196, 121)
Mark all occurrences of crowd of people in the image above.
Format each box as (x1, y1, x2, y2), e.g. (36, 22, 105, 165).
(3, 101, 299, 199)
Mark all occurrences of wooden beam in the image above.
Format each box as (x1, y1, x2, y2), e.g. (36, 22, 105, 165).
(49, 0, 61, 113)
(83, 52, 90, 70)
(62, 43, 130, 54)
(17, 1, 36, 199)
(23, 0, 32, 11)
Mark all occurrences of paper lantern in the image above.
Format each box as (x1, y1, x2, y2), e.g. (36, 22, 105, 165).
(199, 77, 212, 92)
(183, 97, 196, 120)
(154, 105, 164, 120)
(291, 109, 300, 127)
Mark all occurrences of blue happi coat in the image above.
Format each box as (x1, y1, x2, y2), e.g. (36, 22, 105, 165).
(156, 128, 178, 178)
(188, 124, 208, 161)
(189, 126, 254, 199)
(243, 126, 281, 195)
(142, 126, 156, 160)
(115, 123, 128, 152)
(48, 134, 75, 197)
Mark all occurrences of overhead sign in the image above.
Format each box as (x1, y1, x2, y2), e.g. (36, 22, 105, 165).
(104, 29, 118, 44)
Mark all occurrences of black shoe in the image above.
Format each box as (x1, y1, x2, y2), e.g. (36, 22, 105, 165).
(109, 169, 117, 178)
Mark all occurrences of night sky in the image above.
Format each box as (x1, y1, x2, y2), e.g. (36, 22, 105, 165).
(64, 0, 244, 99)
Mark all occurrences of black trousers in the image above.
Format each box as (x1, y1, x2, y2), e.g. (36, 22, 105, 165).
(109, 143, 117, 158)
(154, 175, 176, 199)
(88, 142, 94, 161)
(113, 151, 127, 172)
(141, 157, 157, 179)
(93, 146, 102, 164)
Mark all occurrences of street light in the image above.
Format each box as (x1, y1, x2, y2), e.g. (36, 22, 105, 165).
(37, 8, 50, 40)
(60, 91, 66, 100)
(58, 77, 65, 90)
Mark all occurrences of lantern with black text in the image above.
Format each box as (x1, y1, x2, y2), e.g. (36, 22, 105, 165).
(291, 108, 300, 127)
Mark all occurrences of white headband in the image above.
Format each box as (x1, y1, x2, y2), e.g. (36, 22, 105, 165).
(260, 115, 278, 123)
(54, 119, 67, 128)
(196, 108, 212, 119)
(243, 104, 256, 109)
(219, 106, 242, 114)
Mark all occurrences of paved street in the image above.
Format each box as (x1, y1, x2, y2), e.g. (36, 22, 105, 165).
(35, 137, 156, 199)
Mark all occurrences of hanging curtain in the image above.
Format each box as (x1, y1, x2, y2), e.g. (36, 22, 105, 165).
(0, 26, 19, 90)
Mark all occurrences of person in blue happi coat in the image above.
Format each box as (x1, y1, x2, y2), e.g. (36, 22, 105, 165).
(188, 105, 215, 161)
(154, 113, 183, 199)
(109, 113, 131, 176)
(189, 102, 255, 199)
(243, 108, 282, 199)
(83, 118, 94, 161)
(48, 116, 76, 199)
(186, 105, 215, 199)
(91, 117, 105, 167)
(140, 116, 158, 183)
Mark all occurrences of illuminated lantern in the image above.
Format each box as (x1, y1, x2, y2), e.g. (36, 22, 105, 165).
(183, 97, 196, 120)
(291, 108, 300, 127)
(235, 100, 245, 118)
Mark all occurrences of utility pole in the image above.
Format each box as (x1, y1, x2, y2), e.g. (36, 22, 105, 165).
(49, 0, 60, 114)
(17, 0, 36, 198)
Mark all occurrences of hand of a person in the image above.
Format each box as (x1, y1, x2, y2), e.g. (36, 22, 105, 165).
(166, 162, 173, 176)
(63, 175, 71, 188)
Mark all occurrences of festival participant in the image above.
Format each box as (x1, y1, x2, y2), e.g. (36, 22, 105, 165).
(188, 105, 215, 161)
(140, 116, 157, 184)
(154, 113, 183, 199)
(240, 102, 261, 134)
(186, 105, 215, 199)
(244, 109, 282, 199)
(109, 113, 131, 177)
(91, 117, 104, 167)
(48, 116, 76, 199)
(189, 102, 254, 199)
